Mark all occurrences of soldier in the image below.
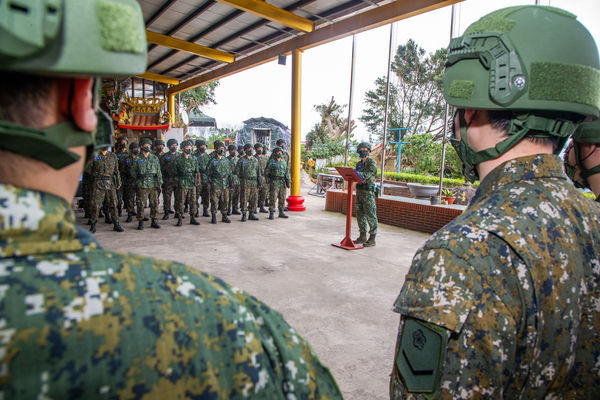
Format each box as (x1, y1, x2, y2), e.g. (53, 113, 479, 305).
(254, 142, 269, 213)
(81, 161, 94, 220)
(354, 142, 378, 247)
(227, 144, 241, 215)
(87, 145, 124, 233)
(564, 119, 600, 200)
(193, 139, 211, 217)
(114, 136, 129, 216)
(121, 141, 139, 222)
(264, 146, 290, 219)
(0, 1, 342, 398)
(132, 138, 163, 230)
(175, 140, 200, 226)
(207, 141, 232, 224)
(274, 138, 290, 165)
(390, 6, 600, 399)
(153, 138, 165, 158)
(236, 143, 262, 221)
(160, 138, 179, 219)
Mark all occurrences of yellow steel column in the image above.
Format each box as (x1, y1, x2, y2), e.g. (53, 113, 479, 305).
(168, 93, 175, 126)
(287, 48, 306, 211)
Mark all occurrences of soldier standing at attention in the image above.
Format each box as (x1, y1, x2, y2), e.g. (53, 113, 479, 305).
(264, 146, 290, 220)
(122, 142, 139, 223)
(390, 6, 600, 399)
(0, 1, 341, 397)
(236, 143, 262, 221)
(132, 138, 162, 230)
(153, 139, 165, 158)
(254, 142, 269, 213)
(354, 142, 378, 247)
(207, 141, 232, 224)
(88, 145, 123, 233)
(275, 138, 290, 165)
(160, 138, 179, 220)
(565, 119, 600, 200)
(175, 140, 200, 226)
(193, 139, 211, 217)
(114, 135, 129, 216)
(227, 144, 241, 215)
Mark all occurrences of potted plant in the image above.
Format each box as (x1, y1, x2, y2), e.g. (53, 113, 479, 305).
(442, 188, 456, 205)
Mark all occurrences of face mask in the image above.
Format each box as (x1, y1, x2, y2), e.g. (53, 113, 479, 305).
(217, 149, 225, 156)
(246, 149, 254, 156)
(199, 147, 206, 153)
(156, 146, 164, 153)
(358, 150, 368, 158)
(119, 143, 128, 150)
(183, 148, 192, 154)
(230, 152, 237, 157)
(255, 149, 262, 155)
(169, 145, 177, 153)
(279, 145, 286, 151)
(132, 149, 140, 155)
(142, 146, 151, 153)
(274, 153, 282, 159)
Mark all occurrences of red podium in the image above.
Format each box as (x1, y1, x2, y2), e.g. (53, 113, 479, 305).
(332, 167, 365, 250)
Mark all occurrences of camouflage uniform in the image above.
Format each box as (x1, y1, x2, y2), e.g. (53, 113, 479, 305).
(207, 156, 232, 216)
(236, 155, 261, 213)
(114, 148, 129, 215)
(227, 152, 240, 214)
(255, 152, 268, 211)
(0, 183, 343, 399)
(132, 152, 162, 221)
(194, 150, 211, 215)
(120, 152, 137, 218)
(390, 155, 600, 398)
(264, 157, 290, 212)
(175, 154, 199, 217)
(355, 156, 378, 238)
(88, 151, 121, 226)
(160, 151, 179, 215)
(81, 164, 94, 218)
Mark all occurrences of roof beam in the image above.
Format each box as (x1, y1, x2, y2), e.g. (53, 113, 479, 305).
(215, 0, 314, 32)
(169, 0, 463, 95)
(137, 72, 180, 85)
(146, 30, 235, 63)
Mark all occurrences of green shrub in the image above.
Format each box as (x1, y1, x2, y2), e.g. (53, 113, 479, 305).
(382, 171, 479, 188)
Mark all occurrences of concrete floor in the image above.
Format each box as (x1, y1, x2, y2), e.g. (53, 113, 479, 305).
(79, 182, 429, 400)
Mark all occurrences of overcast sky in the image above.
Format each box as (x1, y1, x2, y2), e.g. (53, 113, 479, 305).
(202, 0, 600, 142)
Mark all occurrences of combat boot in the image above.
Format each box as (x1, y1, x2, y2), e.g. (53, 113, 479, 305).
(268, 211, 275, 220)
(278, 209, 288, 219)
(150, 219, 161, 229)
(241, 212, 247, 222)
(232, 206, 241, 215)
(98, 210, 104, 218)
(211, 213, 217, 224)
(184, 205, 188, 213)
(203, 208, 210, 217)
(143, 216, 149, 221)
(176, 217, 183, 227)
(227, 207, 232, 216)
(137, 220, 144, 230)
(104, 215, 113, 224)
(125, 213, 133, 223)
(249, 212, 259, 221)
(113, 222, 124, 232)
(364, 235, 376, 247)
(222, 214, 231, 223)
(162, 212, 169, 220)
(354, 232, 367, 244)
(89, 222, 96, 234)
(86, 218, 92, 225)
(194, 211, 200, 218)
(259, 206, 268, 213)
(190, 216, 200, 225)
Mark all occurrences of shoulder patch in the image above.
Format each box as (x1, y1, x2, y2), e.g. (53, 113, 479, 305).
(395, 318, 449, 394)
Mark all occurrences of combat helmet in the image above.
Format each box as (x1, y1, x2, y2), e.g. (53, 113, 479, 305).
(214, 141, 225, 149)
(0, 0, 147, 169)
(228, 144, 237, 152)
(357, 142, 371, 151)
(167, 138, 178, 147)
(443, 6, 600, 181)
(153, 139, 165, 146)
(565, 119, 600, 191)
(195, 139, 206, 147)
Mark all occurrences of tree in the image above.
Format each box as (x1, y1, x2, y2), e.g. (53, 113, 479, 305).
(306, 97, 356, 148)
(360, 39, 447, 143)
(180, 81, 220, 114)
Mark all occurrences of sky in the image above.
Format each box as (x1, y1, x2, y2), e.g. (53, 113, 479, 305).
(202, 0, 600, 142)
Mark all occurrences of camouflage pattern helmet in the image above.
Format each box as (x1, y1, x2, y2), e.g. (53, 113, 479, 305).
(214, 141, 225, 149)
(167, 138, 178, 147)
(237, 145, 244, 152)
(153, 139, 164, 146)
(276, 139, 286, 146)
(272, 146, 283, 155)
(254, 142, 264, 149)
(228, 144, 237, 152)
(357, 142, 371, 151)
(180, 140, 192, 148)
(117, 136, 129, 144)
(139, 138, 152, 147)
(243, 143, 253, 150)
(195, 139, 206, 147)
(129, 141, 139, 150)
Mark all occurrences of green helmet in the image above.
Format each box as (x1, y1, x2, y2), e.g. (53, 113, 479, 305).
(573, 119, 600, 144)
(129, 142, 139, 150)
(444, 6, 600, 182)
(180, 140, 192, 148)
(254, 142, 264, 149)
(276, 139, 286, 146)
(567, 119, 600, 191)
(228, 144, 237, 152)
(214, 141, 225, 149)
(195, 139, 206, 147)
(272, 146, 282, 156)
(357, 142, 371, 151)
(153, 139, 164, 147)
(243, 143, 253, 150)
(167, 138, 178, 147)
(0, 0, 147, 170)
(139, 138, 152, 147)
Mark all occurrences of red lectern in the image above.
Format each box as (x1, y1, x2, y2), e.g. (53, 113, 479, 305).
(332, 167, 365, 250)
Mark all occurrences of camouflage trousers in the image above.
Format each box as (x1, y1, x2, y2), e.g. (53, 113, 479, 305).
(122, 180, 136, 214)
(116, 186, 124, 215)
(258, 185, 267, 208)
(269, 184, 287, 211)
(196, 182, 210, 211)
(162, 179, 178, 213)
(356, 189, 377, 236)
(175, 186, 196, 216)
(229, 184, 240, 210)
(240, 184, 258, 212)
(136, 187, 159, 221)
(211, 187, 230, 214)
(90, 184, 119, 223)
(81, 173, 93, 216)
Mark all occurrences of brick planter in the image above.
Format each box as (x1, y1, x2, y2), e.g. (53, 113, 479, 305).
(325, 189, 465, 234)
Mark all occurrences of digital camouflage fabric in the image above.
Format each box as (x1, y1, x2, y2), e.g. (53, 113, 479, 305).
(390, 155, 600, 398)
(355, 157, 378, 237)
(0, 183, 342, 399)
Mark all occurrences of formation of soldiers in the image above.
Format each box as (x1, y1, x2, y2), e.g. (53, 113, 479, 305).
(83, 136, 291, 232)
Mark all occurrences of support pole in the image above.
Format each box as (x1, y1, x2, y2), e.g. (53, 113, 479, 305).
(379, 23, 395, 194)
(287, 49, 306, 211)
(168, 93, 175, 125)
(344, 35, 357, 167)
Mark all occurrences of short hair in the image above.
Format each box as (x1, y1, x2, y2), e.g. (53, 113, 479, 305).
(0, 73, 56, 129)
(487, 110, 559, 152)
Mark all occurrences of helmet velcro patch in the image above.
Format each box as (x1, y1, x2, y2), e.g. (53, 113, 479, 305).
(96, 1, 145, 54)
(448, 80, 475, 100)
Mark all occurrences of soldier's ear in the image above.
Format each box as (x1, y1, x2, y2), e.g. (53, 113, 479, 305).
(59, 78, 97, 132)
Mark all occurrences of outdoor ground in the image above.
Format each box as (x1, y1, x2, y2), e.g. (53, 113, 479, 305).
(79, 179, 429, 400)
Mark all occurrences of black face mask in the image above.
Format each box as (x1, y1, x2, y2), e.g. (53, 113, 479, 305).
(217, 149, 225, 156)
(142, 146, 151, 153)
(246, 149, 254, 156)
(131, 149, 140, 155)
(255, 149, 262, 155)
(199, 147, 206, 153)
(183, 148, 192, 154)
(274, 153, 282, 159)
(358, 150, 368, 158)
(169, 145, 177, 153)
(156, 146, 164, 153)
(230, 152, 237, 157)
(119, 143, 128, 151)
